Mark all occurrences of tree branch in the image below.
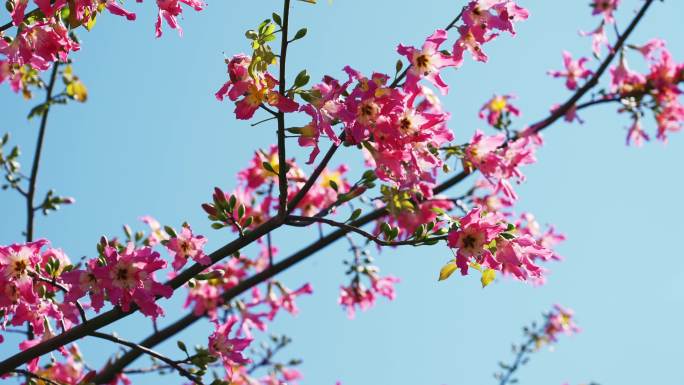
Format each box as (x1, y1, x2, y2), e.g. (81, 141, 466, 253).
(276, 0, 292, 216)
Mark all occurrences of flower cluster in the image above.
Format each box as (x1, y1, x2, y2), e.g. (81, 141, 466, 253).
(338, 241, 399, 318)
(0, 240, 82, 342)
(463, 129, 540, 200)
(0, 0, 203, 94)
(215, 53, 299, 120)
(440, 206, 557, 285)
(63, 238, 172, 318)
(609, 42, 684, 144)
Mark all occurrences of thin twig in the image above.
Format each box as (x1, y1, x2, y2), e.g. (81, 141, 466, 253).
(286, 215, 447, 247)
(90, 332, 203, 385)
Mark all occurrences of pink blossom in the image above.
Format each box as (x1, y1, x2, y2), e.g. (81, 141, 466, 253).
(208, 316, 252, 377)
(447, 206, 506, 274)
(548, 51, 593, 91)
(154, 0, 204, 38)
(165, 223, 210, 271)
(478, 94, 520, 127)
(397, 29, 460, 95)
(626, 118, 649, 147)
(580, 23, 610, 58)
(64, 242, 172, 318)
(591, 0, 620, 24)
(544, 304, 580, 342)
(632, 39, 666, 61)
(338, 283, 375, 319)
(215, 55, 299, 120)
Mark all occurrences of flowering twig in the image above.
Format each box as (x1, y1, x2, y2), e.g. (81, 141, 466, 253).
(90, 332, 204, 385)
(11, 369, 66, 385)
(285, 215, 448, 246)
(31, 273, 88, 324)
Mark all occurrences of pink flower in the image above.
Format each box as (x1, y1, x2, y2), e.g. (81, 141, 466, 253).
(397, 29, 460, 95)
(139, 215, 169, 246)
(478, 94, 520, 127)
(208, 316, 252, 377)
(154, 0, 204, 38)
(632, 39, 666, 61)
(447, 207, 506, 274)
(548, 51, 593, 90)
(338, 283, 375, 319)
(580, 23, 610, 58)
(370, 275, 400, 300)
(64, 242, 172, 318)
(462, 0, 529, 36)
(626, 118, 649, 147)
(591, 0, 620, 24)
(453, 24, 496, 64)
(0, 22, 80, 71)
(215, 55, 299, 120)
(544, 304, 580, 342)
(165, 223, 210, 271)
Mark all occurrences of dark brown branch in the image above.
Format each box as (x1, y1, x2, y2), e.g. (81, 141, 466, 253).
(276, 0, 292, 216)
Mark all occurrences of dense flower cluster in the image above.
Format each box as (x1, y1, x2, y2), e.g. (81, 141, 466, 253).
(63, 239, 173, 318)
(0, 0, 203, 94)
(0, 240, 82, 342)
(337, 241, 399, 318)
(441, 206, 558, 284)
(608, 42, 684, 144)
(463, 129, 540, 200)
(215, 54, 299, 120)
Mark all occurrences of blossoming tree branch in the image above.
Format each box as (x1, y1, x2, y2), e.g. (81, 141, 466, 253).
(0, 0, 681, 384)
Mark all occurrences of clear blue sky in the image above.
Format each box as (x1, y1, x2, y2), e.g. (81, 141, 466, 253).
(1, 1, 683, 384)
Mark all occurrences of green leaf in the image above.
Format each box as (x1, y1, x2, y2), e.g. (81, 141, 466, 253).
(293, 70, 310, 88)
(177, 340, 188, 354)
(272, 12, 282, 26)
(328, 179, 338, 192)
(292, 28, 307, 41)
(347, 208, 362, 223)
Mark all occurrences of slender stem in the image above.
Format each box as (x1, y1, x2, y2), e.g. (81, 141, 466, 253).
(26, 62, 60, 243)
(528, 0, 656, 135)
(31, 274, 88, 324)
(90, 332, 203, 385)
(0, 8, 40, 32)
(276, 0, 292, 216)
(498, 333, 538, 385)
(285, 215, 447, 246)
(12, 369, 66, 385)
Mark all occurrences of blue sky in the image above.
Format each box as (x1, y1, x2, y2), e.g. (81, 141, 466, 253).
(1, 1, 684, 384)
